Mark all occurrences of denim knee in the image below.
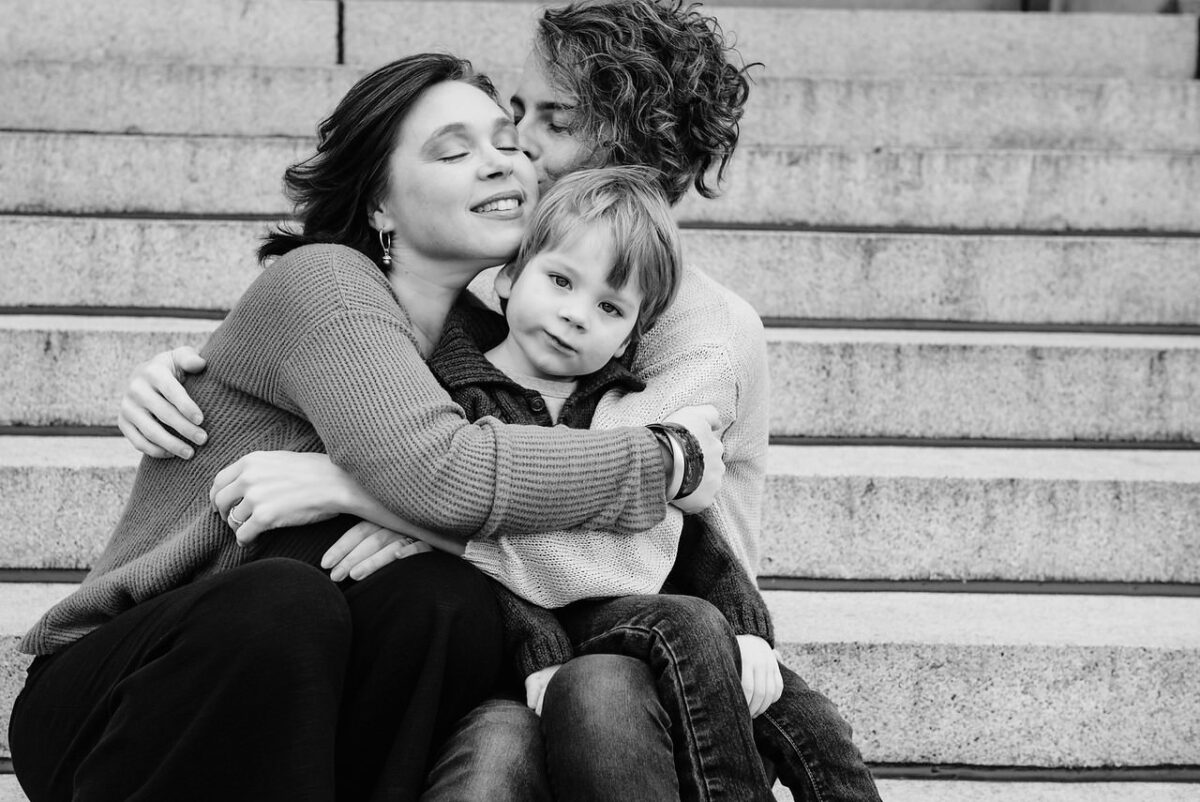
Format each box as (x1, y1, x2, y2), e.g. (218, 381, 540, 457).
(422, 698, 549, 802)
(542, 655, 678, 802)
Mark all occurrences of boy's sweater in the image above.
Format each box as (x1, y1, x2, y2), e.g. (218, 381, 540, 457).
(464, 266, 770, 610)
(434, 299, 774, 680)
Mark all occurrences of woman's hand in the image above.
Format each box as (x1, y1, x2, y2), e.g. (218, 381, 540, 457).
(320, 521, 432, 582)
(211, 451, 353, 546)
(736, 635, 783, 718)
(663, 404, 726, 514)
(117, 346, 208, 459)
(524, 664, 563, 716)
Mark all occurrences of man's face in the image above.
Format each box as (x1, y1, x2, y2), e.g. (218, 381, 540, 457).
(509, 53, 603, 196)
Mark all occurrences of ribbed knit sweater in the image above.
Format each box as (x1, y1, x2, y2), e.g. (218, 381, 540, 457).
(463, 265, 770, 609)
(22, 244, 667, 656)
(430, 303, 774, 680)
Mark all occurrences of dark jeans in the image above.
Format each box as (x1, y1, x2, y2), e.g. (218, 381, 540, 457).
(422, 655, 678, 802)
(9, 554, 502, 802)
(424, 594, 880, 802)
(562, 595, 882, 802)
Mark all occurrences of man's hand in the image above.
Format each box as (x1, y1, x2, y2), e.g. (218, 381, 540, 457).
(117, 346, 207, 458)
(321, 521, 432, 582)
(737, 635, 783, 718)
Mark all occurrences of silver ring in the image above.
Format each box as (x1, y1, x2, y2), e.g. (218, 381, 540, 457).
(228, 512, 246, 528)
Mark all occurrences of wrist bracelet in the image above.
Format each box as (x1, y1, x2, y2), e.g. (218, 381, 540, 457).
(647, 425, 684, 499)
(657, 422, 704, 500)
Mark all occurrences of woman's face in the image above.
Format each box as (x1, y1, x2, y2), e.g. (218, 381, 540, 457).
(510, 54, 604, 196)
(374, 80, 538, 274)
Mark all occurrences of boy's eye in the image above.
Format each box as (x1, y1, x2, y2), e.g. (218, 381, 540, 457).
(550, 274, 570, 288)
(600, 302, 623, 317)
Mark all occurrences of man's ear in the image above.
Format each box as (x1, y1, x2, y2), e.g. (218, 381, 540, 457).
(494, 266, 515, 299)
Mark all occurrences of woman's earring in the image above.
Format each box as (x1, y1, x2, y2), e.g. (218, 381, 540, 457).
(379, 229, 393, 266)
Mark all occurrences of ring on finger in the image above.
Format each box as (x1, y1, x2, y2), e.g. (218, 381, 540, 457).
(229, 511, 246, 528)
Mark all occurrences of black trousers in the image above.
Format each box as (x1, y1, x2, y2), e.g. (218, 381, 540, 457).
(9, 551, 502, 802)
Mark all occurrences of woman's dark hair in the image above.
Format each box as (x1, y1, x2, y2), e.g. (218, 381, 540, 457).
(258, 53, 497, 266)
(535, 0, 756, 205)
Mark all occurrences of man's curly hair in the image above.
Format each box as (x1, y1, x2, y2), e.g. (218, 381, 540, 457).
(535, 0, 754, 205)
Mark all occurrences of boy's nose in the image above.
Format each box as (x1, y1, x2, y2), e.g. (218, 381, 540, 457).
(559, 304, 587, 329)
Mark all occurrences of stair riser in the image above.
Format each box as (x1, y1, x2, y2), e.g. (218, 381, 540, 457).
(4, 0, 338, 65)
(5, 323, 1200, 440)
(768, 335, 1200, 441)
(6, 135, 1198, 231)
(8, 64, 1199, 153)
(7, 219, 1200, 328)
(1, 604, 1196, 765)
(345, 2, 1199, 79)
(5, 445, 1198, 583)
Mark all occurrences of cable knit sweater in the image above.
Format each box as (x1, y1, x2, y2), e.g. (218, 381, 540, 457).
(431, 303, 774, 681)
(464, 265, 770, 608)
(22, 244, 668, 656)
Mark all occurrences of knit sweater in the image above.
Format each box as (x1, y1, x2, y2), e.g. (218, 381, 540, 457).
(464, 265, 770, 610)
(430, 302, 773, 680)
(22, 244, 668, 656)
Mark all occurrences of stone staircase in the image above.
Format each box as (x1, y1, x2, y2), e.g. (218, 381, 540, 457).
(3, 1, 1199, 800)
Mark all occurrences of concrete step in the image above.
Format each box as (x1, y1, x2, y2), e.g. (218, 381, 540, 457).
(766, 328, 1200, 441)
(0, 132, 309, 217)
(344, 2, 1199, 79)
(4, 438, 1198, 584)
(783, 782, 1200, 802)
(1, 62, 361, 137)
(5, 133, 1197, 232)
(6, 318, 1200, 440)
(772, 591, 1200, 766)
(2, 584, 1197, 766)
(9, 62, 1199, 153)
(677, 146, 1200, 232)
(0, 773, 1196, 802)
(7, 318, 1200, 440)
(6, 218, 1200, 328)
(762, 445, 1200, 583)
(3, 0, 338, 65)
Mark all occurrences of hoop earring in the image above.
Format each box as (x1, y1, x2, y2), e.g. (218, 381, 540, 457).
(379, 229, 393, 266)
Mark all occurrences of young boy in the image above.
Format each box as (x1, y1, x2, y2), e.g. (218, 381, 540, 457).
(428, 165, 792, 793)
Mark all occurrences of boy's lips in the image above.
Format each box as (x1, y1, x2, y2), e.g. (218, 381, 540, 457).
(543, 331, 576, 354)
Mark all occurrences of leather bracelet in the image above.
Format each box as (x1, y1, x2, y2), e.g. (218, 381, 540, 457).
(647, 425, 684, 499)
(656, 422, 704, 500)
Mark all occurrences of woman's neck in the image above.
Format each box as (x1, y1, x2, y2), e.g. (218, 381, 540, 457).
(386, 263, 468, 358)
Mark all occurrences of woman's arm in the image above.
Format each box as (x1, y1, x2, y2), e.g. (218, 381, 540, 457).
(204, 245, 690, 540)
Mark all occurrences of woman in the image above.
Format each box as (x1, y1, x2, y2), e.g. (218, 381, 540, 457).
(8, 53, 720, 802)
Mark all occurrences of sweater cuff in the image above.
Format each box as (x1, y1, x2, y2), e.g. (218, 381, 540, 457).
(725, 601, 775, 647)
(515, 628, 575, 680)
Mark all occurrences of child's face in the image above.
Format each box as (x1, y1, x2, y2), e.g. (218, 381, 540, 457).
(496, 224, 643, 381)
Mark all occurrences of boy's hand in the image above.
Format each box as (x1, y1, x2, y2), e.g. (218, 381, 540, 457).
(524, 664, 563, 716)
(737, 635, 782, 718)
